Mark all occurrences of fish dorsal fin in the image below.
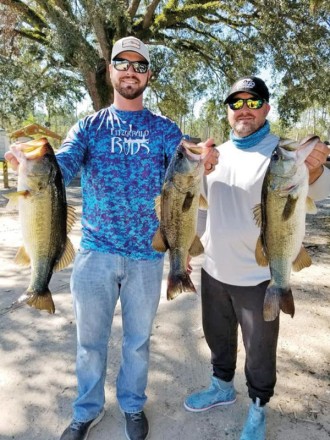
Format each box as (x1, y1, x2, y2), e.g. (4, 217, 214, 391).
(54, 238, 75, 272)
(189, 235, 204, 257)
(14, 246, 31, 266)
(199, 194, 208, 209)
(66, 205, 76, 233)
(292, 246, 312, 272)
(152, 227, 168, 252)
(252, 204, 262, 228)
(306, 196, 317, 214)
(282, 194, 298, 221)
(154, 195, 161, 221)
(255, 236, 269, 266)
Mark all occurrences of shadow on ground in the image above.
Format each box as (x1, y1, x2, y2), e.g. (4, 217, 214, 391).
(0, 172, 329, 440)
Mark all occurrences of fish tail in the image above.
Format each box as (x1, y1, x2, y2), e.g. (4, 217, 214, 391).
(26, 289, 55, 314)
(279, 289, 295, 318)
(167, 272, 196, 300)
(263, 285, 294, 321)
(263, 285, 281, 321)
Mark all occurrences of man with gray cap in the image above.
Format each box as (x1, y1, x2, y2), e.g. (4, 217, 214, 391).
(183, 76, 330, 439)
(47, 36, 217, 440)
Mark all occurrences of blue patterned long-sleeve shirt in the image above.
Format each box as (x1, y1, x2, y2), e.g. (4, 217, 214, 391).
(56, 105, 182, 260)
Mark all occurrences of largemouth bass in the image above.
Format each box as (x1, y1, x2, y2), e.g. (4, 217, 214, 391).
(253, 135, 319, 321)
(152, 140, 207, 300)
(5, 138, 76, 313)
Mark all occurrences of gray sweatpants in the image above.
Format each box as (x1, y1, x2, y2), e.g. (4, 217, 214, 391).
(201, 269, 279, 404)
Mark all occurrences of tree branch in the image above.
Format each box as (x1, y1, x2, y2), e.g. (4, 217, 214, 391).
(128, 0, 142, 18)
(0, 0, 49, 29)
(143, 0, 162, 28)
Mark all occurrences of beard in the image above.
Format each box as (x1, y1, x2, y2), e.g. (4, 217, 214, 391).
(232, 119, 260, 137)
(113, 78, 148, 100)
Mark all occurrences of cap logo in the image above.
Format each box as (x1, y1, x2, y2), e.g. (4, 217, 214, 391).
(122, 39, 141, 49)
(236, 79, 255, 90)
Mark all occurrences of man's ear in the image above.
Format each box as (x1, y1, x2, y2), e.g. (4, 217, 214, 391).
(109, 63, 113, 78)
(264, 102, 271, 117)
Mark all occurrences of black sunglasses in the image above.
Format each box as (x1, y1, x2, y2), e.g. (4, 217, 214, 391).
(227, 98, 265, 110)
(112, 58, 149, 74)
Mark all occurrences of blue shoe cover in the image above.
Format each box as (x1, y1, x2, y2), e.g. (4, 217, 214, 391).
(184, 376, 236, 412)
(240, 398, 266, 440)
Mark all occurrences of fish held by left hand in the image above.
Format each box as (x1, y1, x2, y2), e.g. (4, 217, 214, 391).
(253, 136, 319, 321)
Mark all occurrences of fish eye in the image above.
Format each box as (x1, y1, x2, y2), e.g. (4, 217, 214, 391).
(272, 151, 279, 161)
(177, 151, 184, 159)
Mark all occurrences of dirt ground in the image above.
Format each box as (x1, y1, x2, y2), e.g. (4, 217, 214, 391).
(0, 169, 329, 440)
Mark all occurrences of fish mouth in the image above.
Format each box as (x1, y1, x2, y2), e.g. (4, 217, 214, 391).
(22, 145, 47, 159)
(181, 140, 206, 160)
(12, 137, 50, 159)
(19, 138, 50, 159)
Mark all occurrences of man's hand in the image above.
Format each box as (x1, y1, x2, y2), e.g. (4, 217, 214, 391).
(199, 138, 219, 175)
(306, 140, 330, 184)
(4, 143, 24, 172)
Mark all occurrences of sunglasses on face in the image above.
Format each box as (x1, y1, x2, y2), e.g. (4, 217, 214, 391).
(112, 58, 149, 74)
(227, 98, 265, 110)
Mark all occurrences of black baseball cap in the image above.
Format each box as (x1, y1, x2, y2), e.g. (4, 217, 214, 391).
(224, 76, 270, 104)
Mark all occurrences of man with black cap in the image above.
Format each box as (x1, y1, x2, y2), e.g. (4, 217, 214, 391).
(5, 36, 218, 440)
(183, 76, 330, 439)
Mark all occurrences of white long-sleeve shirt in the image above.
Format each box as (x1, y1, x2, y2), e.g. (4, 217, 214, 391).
(199, 133, 330, 286)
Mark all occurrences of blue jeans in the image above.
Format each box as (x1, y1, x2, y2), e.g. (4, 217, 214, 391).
(70, 248, 164, 422)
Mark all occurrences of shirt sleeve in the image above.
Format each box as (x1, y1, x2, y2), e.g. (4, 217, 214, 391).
(163, 119, 183, 166)
(56, 119, 88, 186)
(308, 166, 330, 201)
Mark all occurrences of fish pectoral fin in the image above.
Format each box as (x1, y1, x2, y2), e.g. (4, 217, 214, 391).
(154, 195, 161, 221)
(282, 194, 298, 221)
(255, 236, 268, 266)
(54, 238, 75, 272)
(14, 246, 31, 266)
(306, 196, 317, 214)
(66, 205, 77, 233)
(292, 246, 312, 271)
(182, 192, 194, 212)
(252, 204, 262, 227)
(152, 228, 168, 252)
(199, 194, 208, 209)
(4, 190, 30, 210)
(189, 235, 204, 257)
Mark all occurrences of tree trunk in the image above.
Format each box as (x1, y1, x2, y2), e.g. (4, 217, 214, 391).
(81, 58, 114, 111)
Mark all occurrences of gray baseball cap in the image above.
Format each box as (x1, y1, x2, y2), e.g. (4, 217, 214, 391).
(111, 36, 150, 63)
